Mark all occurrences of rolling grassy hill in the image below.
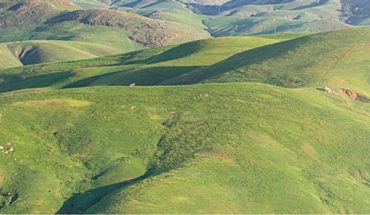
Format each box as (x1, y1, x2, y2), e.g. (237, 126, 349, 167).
(0, 36, 280, 91)
(166, 27, 370, 93)
(0, 83, 369, 213)
(0, 21, 369, 214)
(0, 40, 140, 69)
(0, 28, 369, 95)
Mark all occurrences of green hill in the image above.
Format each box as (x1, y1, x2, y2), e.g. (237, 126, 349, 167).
(0, 83, 369, 213)
(165, 27, 370, 93)
(0, 40, 140, 69)
(0, 26, 369, 214)
(1, 28, 370, 95)
(0, 36, 279, 91)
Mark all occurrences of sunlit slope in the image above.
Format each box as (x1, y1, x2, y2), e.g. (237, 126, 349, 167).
(0, 83, 369, 213)
(0, 40, 140, 69)
(0, 44, 23, 69)
(167, 27, 370, 93)
(0, 36, 279, 91)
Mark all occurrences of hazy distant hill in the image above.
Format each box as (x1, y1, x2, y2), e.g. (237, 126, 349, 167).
(0, 0, 209, 63)
(73, 0, 370, 35)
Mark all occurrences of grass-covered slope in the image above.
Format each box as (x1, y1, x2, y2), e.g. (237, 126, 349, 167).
(167, 27, 370, 93)
(1, 28, 370, 97)
(0, 83, 369, 213)
(0, 36, 279, 91)
(0, 40, 138, 69)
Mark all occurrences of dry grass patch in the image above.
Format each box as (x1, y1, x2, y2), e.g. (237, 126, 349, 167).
(14, 98, 91, 109)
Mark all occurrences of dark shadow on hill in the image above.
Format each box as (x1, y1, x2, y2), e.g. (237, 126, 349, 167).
(112, 42, 203, 66)
(163, 36, 312, 87)
(56, 173, 150, 214)
(145, 42, 203, 64)
(63, 66, 200, 88)
(19, 47, 44, 66)
(0, 71, 74, 93)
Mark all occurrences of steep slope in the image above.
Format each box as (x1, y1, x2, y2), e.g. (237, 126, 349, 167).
(0, 83, 369, 213)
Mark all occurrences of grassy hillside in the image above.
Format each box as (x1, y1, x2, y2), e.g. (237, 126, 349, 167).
(166, 27, 370, 93)
(1, 28, 369, 96)
(0, 40, 141, 69)
(0, 83, 369, 213)
(0, 36, 279, 91)
(0, 44, 23, 69)
(0, 26, 369, 214)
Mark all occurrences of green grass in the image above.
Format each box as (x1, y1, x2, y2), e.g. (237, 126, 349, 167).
(0, 26, 369, 214)
(0, 36, 279, 91)
(0, 39, 141, 69)
(1, 27, 370, 97)
(0, 44, 22, 69)
(0, 83, 369, 213)
(166, 27, 370, 94)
